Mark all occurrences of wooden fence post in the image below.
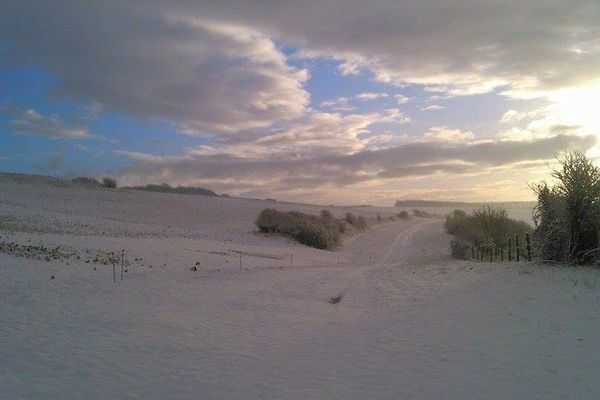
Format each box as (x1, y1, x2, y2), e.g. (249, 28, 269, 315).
(111, 252, 116, 283)
(489, 245, 493, 263)
(525, 233, 532, 261)
(508, 237, 512, 262)
(501, 244, 504, 262)
(471, 246, 475, 260)
(515, 234, 520, 262)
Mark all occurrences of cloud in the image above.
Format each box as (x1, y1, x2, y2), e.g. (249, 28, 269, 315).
(118, 134, 595, 200)
(73, 144, 92, 151)
(378, 108, 411, 124)
(497, 104, 588, 142)
(355, 92, 389, 101)
(499, 109, 545, 124)
(422, 105, 446, 111)
(394, 95, 410, 105)
(166, 1, 600, 98)
(423, 127, 475, 143)
(188, 111, 400, 158)
(321, 93, 400, 113)
(1, 3, 309, 134)
(5, 1, 597, 131)
(8, 107, 91, 139)
(320, 97, 355, 112)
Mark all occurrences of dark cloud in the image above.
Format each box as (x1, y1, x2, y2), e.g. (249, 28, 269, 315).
(173, 1, 600, 95)
(119, 134, 596, 194)
(1, 1, 308, 134)
(3, 1, 598, 138)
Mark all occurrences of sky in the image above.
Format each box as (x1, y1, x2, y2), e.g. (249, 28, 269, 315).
(1, 1, 600, 205)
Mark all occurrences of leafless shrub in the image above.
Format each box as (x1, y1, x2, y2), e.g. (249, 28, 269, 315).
(532, 151, 600, 263)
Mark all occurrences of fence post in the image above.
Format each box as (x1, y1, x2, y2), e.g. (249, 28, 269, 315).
(515, 234, 520, 262)
(111, 252, 116, 283)
(525, 233, 532, 261)
(471, 246, 475, 260)
(501, 244, 504, 262)
(508, 237, 512, 262)
(489, 245, 493, 263)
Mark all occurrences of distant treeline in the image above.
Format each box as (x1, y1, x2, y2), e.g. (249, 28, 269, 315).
(122, 183, 225, 197)
(395, 200, 535, 209)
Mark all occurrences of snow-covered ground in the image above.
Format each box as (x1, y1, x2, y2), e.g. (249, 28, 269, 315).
(1, 174, 600, 399)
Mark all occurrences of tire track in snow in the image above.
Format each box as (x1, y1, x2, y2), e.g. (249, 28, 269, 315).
(330, 218, 442, 303)
(375, 219, 440, 267)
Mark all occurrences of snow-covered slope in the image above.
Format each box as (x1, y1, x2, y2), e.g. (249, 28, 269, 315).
(1, 174, 599, 399)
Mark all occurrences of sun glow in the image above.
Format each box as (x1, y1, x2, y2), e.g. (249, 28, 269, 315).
(545, 83, 600, 156)
(548, 83, 600, 135)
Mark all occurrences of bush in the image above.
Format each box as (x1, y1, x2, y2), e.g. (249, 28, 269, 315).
(397, 211, 409, 220)
(321, 209, 333, 220)
(531, 182, 568, 261)
(256, 208, 342, 250)
(355, 216, 368, 231)
(450, 237, 471, 260)
(444, 209, 467, 236)
(345, 212, 357, 226)
(101, 177, 117, 188)
(444, 206, 532, 258)
(343, 212, 368, 231)
(532, 151, 600, 263)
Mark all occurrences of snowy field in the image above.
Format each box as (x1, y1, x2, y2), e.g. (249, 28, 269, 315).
(1, 174, 600, 399)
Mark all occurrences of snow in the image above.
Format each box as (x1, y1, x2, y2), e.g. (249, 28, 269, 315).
(1, 174, 600, 399)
